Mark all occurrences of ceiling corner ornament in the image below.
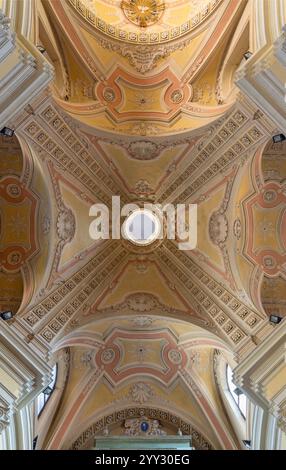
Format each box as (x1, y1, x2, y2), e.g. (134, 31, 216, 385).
(121, 0, 165, 28)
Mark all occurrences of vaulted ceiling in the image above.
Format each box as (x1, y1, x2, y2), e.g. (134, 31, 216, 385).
(1, 0, 285, 449)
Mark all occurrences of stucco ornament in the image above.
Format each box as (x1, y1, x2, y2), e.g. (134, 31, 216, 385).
(56, 208, 76, 242)
(131, 316, 153, 327)
(121, 0, 165, 28)
(124, 416, 167, 435)
(129, 382, 154, 404)
(127, 141, 160, 160)
(127, 293, 157, 312)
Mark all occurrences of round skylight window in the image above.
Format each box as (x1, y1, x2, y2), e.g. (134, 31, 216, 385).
(123, 209, 161, 246)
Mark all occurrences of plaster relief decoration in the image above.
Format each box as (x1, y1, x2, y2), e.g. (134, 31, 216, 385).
(94, 328, 187, 386)
(121, 0, 165, 28)
(0, 403, 10, 433)
(3, 0, 286, 452)
(124, 417, 167, 436)
(127, 141, 160, 160)
(129, 382, 154, 404)
(246, 183, 286, 276)
(67, 0, 222, 44)
(209, 212, 228, 246)
(96, 67, 190, 122)
(260, 275, 286, 318)
(96, 292, 187, 318)
(131, 316, 154, 327)
(72, 349, 94, 369)
(189, 350, 211, 374)
(126, 293, 156, 311)
(71, 408, 213, 449)
(46, 162, 77, 283)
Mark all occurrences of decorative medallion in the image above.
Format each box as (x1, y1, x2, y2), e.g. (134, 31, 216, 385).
(121, 0, 165, 28)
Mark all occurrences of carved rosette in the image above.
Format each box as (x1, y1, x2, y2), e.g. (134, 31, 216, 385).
(0, 405, 9, 433)
(124, 416, 167, 436)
